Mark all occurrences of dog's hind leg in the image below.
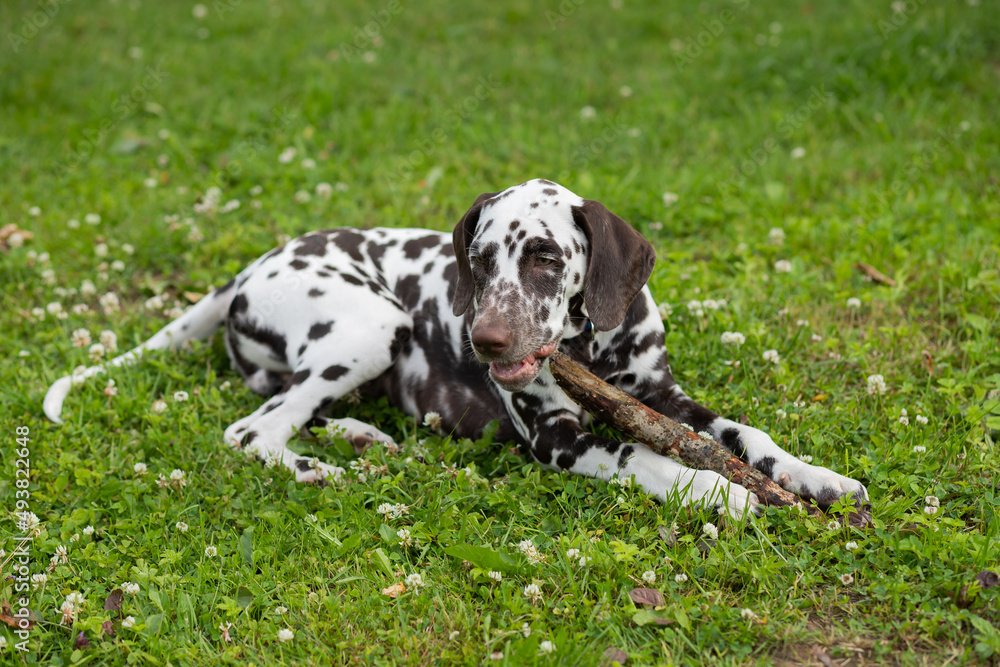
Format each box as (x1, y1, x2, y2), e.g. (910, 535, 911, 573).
(224, 326, 409, 482)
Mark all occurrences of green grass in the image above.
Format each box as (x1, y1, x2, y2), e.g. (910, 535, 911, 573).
(2, 0, 1000, 664)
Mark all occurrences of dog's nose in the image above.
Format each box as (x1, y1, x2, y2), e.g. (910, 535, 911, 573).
(471, 324, 513, 357)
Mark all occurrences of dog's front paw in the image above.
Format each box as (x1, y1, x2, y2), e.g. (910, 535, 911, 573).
(777, 462, 868, 509)
(688, 470, 761, 520)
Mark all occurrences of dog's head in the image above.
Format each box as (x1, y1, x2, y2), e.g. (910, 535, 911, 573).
(452, 178, 655, 392)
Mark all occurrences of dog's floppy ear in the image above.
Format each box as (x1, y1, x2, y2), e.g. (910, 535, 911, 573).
(452, 191, 500, 316)
(572, 199, 656, 332)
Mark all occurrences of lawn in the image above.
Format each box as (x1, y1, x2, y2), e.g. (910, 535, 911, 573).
(2, 0, 999, 664)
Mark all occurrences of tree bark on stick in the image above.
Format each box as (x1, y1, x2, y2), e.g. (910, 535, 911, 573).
(548, 351, 843, 520)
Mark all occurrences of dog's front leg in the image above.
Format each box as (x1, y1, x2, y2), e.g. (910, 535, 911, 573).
(505, 376, 759, 519)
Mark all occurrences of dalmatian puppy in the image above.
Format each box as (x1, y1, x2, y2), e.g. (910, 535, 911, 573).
(44, 179, 867, 517)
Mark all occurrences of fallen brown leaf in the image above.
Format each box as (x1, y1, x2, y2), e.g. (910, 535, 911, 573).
(382, 582, 406, 599)
(104, 589, 124, 614)
(601, 646, 629, 666)
(628, 587, 665, 607)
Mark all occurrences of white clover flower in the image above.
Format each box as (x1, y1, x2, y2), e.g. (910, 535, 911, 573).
(316, 183, 334, 199)
(175, 521, 189, 533)
(85, 213, 101, 225)
(579, 105, 597, 120)
(31, 573, 48, 589)
(151, 399, 168, 414)
(916, 414, 929, 425)
(662, 192, 679, 207)
(301, 158, 316, 170)
(397, 528, 414, 548)
(205, 545, 218, 557)
(170, 469, 187, 483)
(487, 571, 502, 582)
(249, 185, 264, 196)
(674, 573, 688, 583)
(422, 411, 442, 430)
(173, 391, 189, 402)
(641, 570, 656, 584)
(578, 555, 592, 567)
(71, 329, 92, 348)
(775, 409, 787, 420)
(925, 495, 940, 507)
(376, 503, 408, 519)
(274, 606, 288, 615)
(720, 331, 745, 346)
(133, 462, 148, 475)
(89, 343, 106, 361)
(899, 414, 909, 426)
(565, 548, 580, 560)
(762, 349, 780, 364)
(122, 582, 140, 595)
(104, 379, 119, 397)
(740, 608, 758, 620)
(866, 374, 887, 396)
(517, 539, 546, 565)
(657, 302, 673, 319)
(404, 573, 425, 589)
(523, 583, 543, 602)
(122, 616, 136, 628)
(99, 292, 120, 314)
(95, 243, 109, 258)
(192, 3, 208, 18)
(790, 147, 806, 159)
(702, 522, 719, 540)
(827, 520, 840, 531)
(839, 573, 854, 585)
(913, 445, 926, 453)
(278, 147, 297, 164)
(846, 297, 862, 310)
(65, 591, 86, 610)
(293, 189, 311, 203)
(220, 199, 241, 214)
(774, 259, 792, 273)
(923, 505, 938, 516)
(845, 541, 859, 551)
(277, 628, 294, 642)
(122, 243, 134, 255)
(522, 622, 532, 637)
(83, 525, 94, 536)
(539, 640, 556, 655)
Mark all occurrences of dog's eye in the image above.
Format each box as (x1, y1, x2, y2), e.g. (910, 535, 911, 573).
(536, 256, 554, 266)
(472, 255, 485, 265)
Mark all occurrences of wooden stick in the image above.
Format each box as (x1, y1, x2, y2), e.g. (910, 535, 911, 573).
(548, 351, 871, 526)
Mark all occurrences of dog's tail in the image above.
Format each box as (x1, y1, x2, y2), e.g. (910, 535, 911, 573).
(43, 279, 240, 423)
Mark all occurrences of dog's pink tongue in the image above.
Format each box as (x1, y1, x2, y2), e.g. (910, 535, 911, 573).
(538, 341, 558, 357)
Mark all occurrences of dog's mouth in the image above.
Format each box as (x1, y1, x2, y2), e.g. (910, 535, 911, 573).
(489, 341, 559, 392)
